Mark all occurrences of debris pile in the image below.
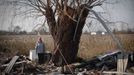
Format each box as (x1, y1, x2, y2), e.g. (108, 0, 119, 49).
(0, 51, 134, 75)
(0, 55, 39, 75)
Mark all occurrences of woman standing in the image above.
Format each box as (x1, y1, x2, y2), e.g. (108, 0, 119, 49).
(35, 37, 45, 64)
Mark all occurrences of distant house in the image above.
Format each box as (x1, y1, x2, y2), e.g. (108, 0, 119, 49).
(90, 32, 97, 35)
(106, 21, 129, 32)
(101, 32, 106, 35)
(90, 31, 107, 35)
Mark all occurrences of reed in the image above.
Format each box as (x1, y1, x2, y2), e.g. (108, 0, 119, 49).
(0, 34, 133, 59)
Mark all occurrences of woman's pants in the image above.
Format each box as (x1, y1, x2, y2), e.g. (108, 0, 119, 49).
(38, 53, 44, 64)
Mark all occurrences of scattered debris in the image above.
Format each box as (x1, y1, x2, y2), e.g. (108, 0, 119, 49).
(75, 51, 134, 70)
(0, 51, 134, 75)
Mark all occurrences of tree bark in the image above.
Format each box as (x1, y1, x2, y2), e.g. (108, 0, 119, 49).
(51, 6, 89, 66)
(46, 5, 89, 66)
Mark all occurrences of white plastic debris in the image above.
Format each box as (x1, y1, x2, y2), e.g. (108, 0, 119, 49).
(29, 50, 38, 61)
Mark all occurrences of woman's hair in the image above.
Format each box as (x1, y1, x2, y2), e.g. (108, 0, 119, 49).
(38, 37, 43, 43)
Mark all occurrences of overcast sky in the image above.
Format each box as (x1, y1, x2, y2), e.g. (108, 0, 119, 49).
(0, 0, 134, 32)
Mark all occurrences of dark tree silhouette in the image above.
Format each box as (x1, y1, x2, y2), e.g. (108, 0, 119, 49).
(13, 26, 21, 33)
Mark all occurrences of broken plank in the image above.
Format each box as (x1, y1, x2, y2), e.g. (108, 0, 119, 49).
(4, 56, 19, 74)
(1, 61, 26, 67)
(117, 54, 128, 75)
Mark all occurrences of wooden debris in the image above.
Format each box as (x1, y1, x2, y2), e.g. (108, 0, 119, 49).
(117, 54, 128, 75)
(4, 56, 19, 74)
(1, 61, 27, 67)
(0, 51, 133, 75)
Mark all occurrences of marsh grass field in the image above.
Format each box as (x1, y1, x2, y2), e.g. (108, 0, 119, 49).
(0, 34, 134, 59)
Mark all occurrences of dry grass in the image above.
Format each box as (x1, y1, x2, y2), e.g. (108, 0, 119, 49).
(0, 35, 54, 55)
(78, 34, 134, 59)
(0, 34, 134, 59)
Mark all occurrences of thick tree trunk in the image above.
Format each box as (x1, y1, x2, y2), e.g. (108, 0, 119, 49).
(46, 5, 89, 66)
(53, 6, 89, 66)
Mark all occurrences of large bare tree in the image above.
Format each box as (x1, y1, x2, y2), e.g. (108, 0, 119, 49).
(22, 0, 105, 66)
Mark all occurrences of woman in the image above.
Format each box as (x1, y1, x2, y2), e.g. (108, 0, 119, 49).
(35, 37, 45, 64)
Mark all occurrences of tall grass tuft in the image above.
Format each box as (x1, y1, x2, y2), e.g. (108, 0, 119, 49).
(0, 34, 134, 59)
